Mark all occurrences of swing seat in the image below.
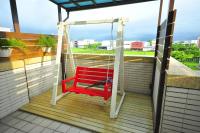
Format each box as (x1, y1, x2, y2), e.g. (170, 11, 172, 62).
(62, 66, 114, 101)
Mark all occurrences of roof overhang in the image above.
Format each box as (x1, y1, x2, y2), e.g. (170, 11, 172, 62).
(49, 0, 157, 12)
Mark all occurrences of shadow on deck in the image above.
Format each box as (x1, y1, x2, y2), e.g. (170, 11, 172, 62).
(20, 90, 153, 133)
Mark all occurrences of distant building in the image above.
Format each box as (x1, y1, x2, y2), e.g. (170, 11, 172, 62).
(124, 41, 132, 49)
(101, 40, 116, 50)
(143, 46, 153, 51)
(73, 41, 78, 48)
(144, 41, 150, 46)
(182, 40, 199, 45)
(151, 39, 156, 47)
(71, 39, 95, 48)
(130, 41, 154, 51)
(173, 40, 198, 45)
(101, 40, 132, 50)
(198, 37, 200, 48)
(191, 40, 198, 44)
(0, 27, 11, 32)
(131, 41, 144, 50)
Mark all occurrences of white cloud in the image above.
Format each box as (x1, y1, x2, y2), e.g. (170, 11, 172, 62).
(0, 0, 199, 40)
(16, 0, 58, 34)
(68, 1, 159, 22)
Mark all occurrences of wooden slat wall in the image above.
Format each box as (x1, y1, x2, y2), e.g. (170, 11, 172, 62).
(0, 59, 61, 119)
(124, 62, 153, 94)
(161, 87, 200, 133)
(0, 68, 29, 118)
(26, 60, 62, 97)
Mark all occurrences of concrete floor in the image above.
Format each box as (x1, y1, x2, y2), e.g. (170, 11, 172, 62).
(0, 110, 92, 133)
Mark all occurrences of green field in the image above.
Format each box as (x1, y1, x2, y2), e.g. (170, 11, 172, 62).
(72, 48, 199, 70)
(72, 48, 154, 56)
(171, 43, 200, 70)
(183, 62, 199, 70)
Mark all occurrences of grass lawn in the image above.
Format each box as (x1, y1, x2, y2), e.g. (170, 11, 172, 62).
(72, 48, 154, 56)
(182, 62, 199, 70)
(72, 48, 200, 70)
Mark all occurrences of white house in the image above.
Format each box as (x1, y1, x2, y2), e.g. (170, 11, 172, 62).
(191, 40, 198, 45)
(142, 41, 153, 51)
(101, 40, 132, 50)
(144, 41, 150, 47)
(101, 40, 116, 50)
(71, 39, 95, 48)
(124, 41, 132, 49)
(143, 46, 153, 51)
(198, 37, 200, 48)
(0, 27, 11, 32)
(151, 39, 156, 47)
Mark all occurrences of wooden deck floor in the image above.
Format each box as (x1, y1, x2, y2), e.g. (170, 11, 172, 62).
(20, 90, 153, 133)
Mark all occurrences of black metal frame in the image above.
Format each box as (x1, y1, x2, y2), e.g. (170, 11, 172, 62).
(58, 6, 62, 22)
(153, 8, 176, 133)
(10, 0, 20, 32)
(49, 0, 156, 12)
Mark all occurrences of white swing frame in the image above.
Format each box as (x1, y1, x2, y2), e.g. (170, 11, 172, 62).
(51, 18, 127, 118)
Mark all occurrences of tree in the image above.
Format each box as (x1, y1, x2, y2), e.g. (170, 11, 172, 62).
(148, 40, 152, 46)
(171, 51, 187, 61)
(84, 43, 101, 49)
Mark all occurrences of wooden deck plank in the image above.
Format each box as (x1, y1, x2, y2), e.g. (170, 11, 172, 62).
(28, 98, 153, 129)
(30, 96, 153, 120)
(30, 94, 152, 113)
(20, 90, 153, 133)
(34, 91, 153, 110)
(29, 96, 153, 125)
(21, 104, 147, 133)
(29, 93, 153, 121)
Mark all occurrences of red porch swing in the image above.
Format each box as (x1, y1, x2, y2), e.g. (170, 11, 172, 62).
(62, 66, 114, 101)
(61, 21, 115, 101)
(52, 18, 126, 118)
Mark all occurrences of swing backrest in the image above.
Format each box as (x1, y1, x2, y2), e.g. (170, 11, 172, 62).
(73, 66, 114, 87)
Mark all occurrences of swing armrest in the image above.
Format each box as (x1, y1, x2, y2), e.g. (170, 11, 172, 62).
(103, 82, 113, 100)
(106, 83, 112, 88)
(104, 82, 112, 90)
(62, 77, 75, 93)
(62, 77, 75, 83)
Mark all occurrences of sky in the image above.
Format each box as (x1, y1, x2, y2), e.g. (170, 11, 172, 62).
(0, 0, 200, 41)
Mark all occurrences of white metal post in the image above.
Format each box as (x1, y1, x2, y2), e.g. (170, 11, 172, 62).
(67, 18, 120, 25)
(51, 22, 64, 105)
(119, 20, 125, 95)
(110, 18, 125, 118)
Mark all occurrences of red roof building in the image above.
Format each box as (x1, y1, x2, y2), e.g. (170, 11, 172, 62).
(131, 41, 144, 50)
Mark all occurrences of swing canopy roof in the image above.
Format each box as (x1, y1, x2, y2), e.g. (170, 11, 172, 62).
(50, 0, 156, 11)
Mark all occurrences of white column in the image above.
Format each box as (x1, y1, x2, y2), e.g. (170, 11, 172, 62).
(119, 20, 125, 94)
(51, 22, 64, 105)
(110, 19, 124, 118)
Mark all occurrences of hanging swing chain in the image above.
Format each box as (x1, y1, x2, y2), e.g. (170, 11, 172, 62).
(106, 21, 114, 85)
(84, 21, 115, 89)
(67, 24, 76, 75)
